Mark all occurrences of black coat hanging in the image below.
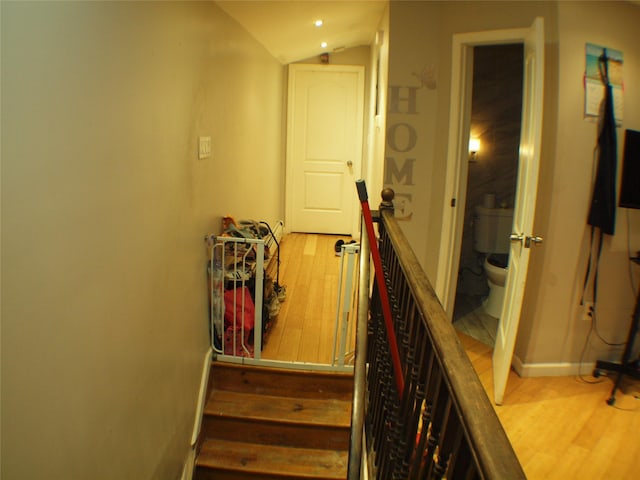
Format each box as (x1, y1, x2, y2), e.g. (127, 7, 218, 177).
(587, 49, 617, 236)
(581, 49, 618, 309)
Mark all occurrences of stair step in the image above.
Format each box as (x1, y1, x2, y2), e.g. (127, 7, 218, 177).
(210, 362, 353, 400)
(208, 389, 351, 427)
(195, 362, 354, 479)
(196, 438, 348, 480)
(203, 389, 351, 449)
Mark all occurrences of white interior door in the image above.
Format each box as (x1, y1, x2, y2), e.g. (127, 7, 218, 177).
(493, 17, 545, 405)
(285, 64, 364, 235)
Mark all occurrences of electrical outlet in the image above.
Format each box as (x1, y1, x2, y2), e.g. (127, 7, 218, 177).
(582, 301, 594, 321)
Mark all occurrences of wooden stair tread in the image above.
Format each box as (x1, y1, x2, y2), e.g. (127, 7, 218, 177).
(197, 438, 348, 479)
(196, 363, 353, 478)
(211, 362, 354, 400)
(206, 389, 351, 428)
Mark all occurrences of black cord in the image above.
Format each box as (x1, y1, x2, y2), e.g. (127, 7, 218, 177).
(591, 307, 626, 347)
(576, 307, 624, 384)
(577, 304, 625, 384)
(577, 313, 604, 384)
(626, 210, 638, 296)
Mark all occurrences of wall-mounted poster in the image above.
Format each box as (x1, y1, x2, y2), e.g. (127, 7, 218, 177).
(585, 43, 623, 124)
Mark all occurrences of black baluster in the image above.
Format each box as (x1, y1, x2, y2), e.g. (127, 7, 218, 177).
(411, 348, 436, 477)
(420, 374, 450, 478)
(403, 312, 429, 478)
(428, 402, 459, 479)
(436, 422, 466, 479)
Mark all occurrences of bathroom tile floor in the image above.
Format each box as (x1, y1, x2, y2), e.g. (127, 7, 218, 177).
(453, 293, 499, 347)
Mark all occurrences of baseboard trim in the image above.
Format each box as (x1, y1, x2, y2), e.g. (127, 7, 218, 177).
(512, 354, 596, 377)
(181, 347, 212, 480)
(191, 347, 213, 446)
(181, 447, 196, 480)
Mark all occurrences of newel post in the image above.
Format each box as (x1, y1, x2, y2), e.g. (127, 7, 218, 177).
(380, 188, 395, 215)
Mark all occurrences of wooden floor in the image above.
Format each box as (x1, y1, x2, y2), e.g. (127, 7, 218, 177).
(266, 233, 640, 479)
(262, 232, 355, 364)
(461, 333, 640, 479)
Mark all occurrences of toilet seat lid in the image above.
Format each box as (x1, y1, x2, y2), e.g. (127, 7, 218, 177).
(488, 253, 509, 269)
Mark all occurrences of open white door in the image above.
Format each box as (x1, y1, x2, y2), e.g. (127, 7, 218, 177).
(285, 64, 364, 236)
(492, 17, 545, 405)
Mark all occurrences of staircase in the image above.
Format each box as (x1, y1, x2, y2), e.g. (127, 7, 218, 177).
(194, 362, 354, 479)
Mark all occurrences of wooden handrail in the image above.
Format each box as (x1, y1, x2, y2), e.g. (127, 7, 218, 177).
(347, 217, 370, 480)
(360, 189, 525, 479)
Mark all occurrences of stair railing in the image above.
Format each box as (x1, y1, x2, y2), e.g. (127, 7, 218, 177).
(351, 188, 525, 480)
(347, 211, 370, 479)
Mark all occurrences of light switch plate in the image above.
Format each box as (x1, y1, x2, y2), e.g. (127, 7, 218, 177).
(198, 136, 212, 159)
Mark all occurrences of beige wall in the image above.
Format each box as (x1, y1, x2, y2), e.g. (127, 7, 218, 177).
(385, 1, 443, 268)
(365, 5, 391, 203)
(297, 45, 371, 66)
(304, 13, 390, 209)
(517, 0, 640, 367)
(386, 0, 556, 280)
(387, 1, 640, 369)
(1, 2, 284, 478)
(3, 2, 639, 476)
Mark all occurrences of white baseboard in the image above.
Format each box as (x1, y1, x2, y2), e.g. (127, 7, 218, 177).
(181, 448, 196, 480)
(181, 347, 213, 480)
(192, 347, 213, 445)
(273, 220, 285, 243)
(512, 354, 596, 377)
(362, 432, 370, 480)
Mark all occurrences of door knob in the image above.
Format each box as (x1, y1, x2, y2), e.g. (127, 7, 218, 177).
(525, 235, 543, 248)
(347, 160, 353, 167)
(509, 233, 523, 244)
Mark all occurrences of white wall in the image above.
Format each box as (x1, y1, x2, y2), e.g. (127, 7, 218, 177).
(1, 2, 284, 478)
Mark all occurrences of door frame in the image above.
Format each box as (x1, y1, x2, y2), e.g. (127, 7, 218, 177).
(285, 64, 365, 238)
(435, 23, 541, 318)
(435, 19, 544, 405)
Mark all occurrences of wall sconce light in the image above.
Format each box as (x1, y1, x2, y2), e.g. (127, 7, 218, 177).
(469, 137, 480, 162)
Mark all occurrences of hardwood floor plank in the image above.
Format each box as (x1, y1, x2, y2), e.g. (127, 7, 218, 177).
(544, 444, 589, 480)
(262, 233, 352, 365)
(296, 248, 325, 363)
(303, 233, 318, 256)
(459, 330, 640, 479)
(321, 272, 341, 365)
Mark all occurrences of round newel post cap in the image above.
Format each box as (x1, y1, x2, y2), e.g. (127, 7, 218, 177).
(380, 188, 395, 213)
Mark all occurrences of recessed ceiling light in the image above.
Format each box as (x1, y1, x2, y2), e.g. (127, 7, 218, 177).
(321, 41, 328, 49)
(315, 19, 323, 27)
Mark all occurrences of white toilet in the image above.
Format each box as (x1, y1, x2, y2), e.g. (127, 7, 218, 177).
(473, 205, 514, 318)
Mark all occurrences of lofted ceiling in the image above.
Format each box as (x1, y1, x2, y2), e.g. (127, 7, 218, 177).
(216, 0, 387, 64)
